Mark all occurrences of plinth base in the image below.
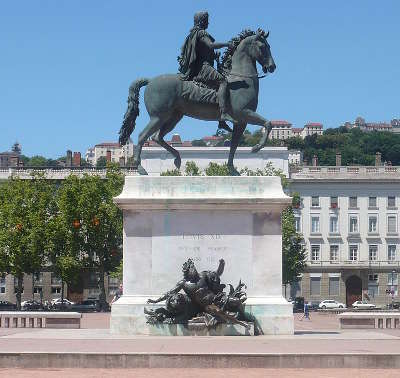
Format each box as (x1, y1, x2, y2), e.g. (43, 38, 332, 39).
(110, 295, 293, 336)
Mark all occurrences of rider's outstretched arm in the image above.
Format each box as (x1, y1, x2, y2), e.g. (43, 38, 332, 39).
(200, 37, 229, 50)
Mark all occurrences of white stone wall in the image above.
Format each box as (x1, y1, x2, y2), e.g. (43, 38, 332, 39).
(140, 147, 289, 176)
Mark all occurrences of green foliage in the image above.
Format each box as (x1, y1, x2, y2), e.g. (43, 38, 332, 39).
(27, 155, 48, 167)
(96, 156, 108, 168)
(240, 163, 288, 188)
(284, 127, 400, 166)
(282, 207, 306, 286)
(0, 174, 56, 309)
(204, 162, 231, 176)
(57, 169, 124, 308)
(191, 139, 207, 147)
(184, 161, 201, 176)
(160, 169, 182, 176)
(110, 259, 123, 281)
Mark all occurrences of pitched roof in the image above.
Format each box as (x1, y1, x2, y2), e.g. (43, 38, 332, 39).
(270, 120, 292, 126)
(305, 122, 323, 127)
(95, 142, 121, 148)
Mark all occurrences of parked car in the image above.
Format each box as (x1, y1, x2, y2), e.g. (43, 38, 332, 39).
(308, 301, 321, 311)
(51, 298, 74, 310)
(21, 300, 42, 311)
(352, 300, 376, 309)
(0, 301, 16, 311)
(71, 300, 99, 313)
(319, 300, 346, 309)
(387, 301, 400, 310)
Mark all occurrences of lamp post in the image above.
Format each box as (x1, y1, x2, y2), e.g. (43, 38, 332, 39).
(391, 270, 396, 310)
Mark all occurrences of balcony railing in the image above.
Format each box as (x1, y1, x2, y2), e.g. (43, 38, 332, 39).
(308, 260, 400, 268)
(291, 166, 400, 180)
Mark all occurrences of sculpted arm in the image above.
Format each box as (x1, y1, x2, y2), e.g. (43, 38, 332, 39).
(216, 259, 225, 276)
(147, 280, 184, 303)
(200, 36, 229, 50)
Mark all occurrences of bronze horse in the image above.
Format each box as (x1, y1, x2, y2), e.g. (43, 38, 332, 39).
(119, 29, 276, 175)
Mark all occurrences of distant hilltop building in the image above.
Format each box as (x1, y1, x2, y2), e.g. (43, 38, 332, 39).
(85, 138, 134, 166)
(144, 133, 192, 147)
(343, 116, 400, 133)
(0, 142, 22, 168)
(267, 120, 323, 140)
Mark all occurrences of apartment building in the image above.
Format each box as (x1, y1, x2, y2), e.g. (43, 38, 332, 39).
(290, 165, 400, 307)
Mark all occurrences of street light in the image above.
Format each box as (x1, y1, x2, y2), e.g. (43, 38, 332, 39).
(391, 270, 396, 310)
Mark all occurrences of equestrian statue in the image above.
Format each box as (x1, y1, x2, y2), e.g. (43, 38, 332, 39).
(119, 11, 276, 175)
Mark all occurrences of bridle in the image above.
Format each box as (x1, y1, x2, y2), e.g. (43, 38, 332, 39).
(229, 71, 267, 79)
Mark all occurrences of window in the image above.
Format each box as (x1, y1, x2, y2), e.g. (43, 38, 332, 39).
(349, 196, 358, 208)
(388, 196, 396, 207)
(387, 273, 398, 296)
(329, 277, 340, 296)
(368, 215, 378, 233)
(387, 216, 397, 233)
(311, 196, 319, 207)
(294, 216, 301, 232)
(311, 245, 320, 262)
(51, 287, 61, 294)
(349, 216, 358, 233)
(369, 245, 378, 261)
(89, 272, 100, 284)
(369, 196, 377, 208)
(33, 287, 42, 294)
(310, 277, 321, 296)
(330, 196, 338, 208)
(34, 273, 43, 284)
(311, 216, 320, 233)
(388, 245, 396, 261)
(13, 277, 24, 294)
(51, 274, 62, 285)
(0, 277, 5, 294)
(368, 274, 379, 298)
(330, 245, 339, 262)
(330, 216, 338, 233)
(349, 245, 358, 261)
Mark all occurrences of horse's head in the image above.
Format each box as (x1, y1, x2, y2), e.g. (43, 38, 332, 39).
(242, 29, 276, 74)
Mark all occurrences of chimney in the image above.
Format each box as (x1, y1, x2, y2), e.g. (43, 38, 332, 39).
(66, 150, 73, 167)
(106, 150, 112, 162)
(73, 152, 81, 167)
(336, 152, 342, 166)
(312, 154, 318, 166)
(375, 152, 381, 166)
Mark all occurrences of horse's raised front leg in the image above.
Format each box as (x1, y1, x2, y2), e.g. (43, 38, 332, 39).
(133, 116, 164, 175)
(152, 113, 183, 169)
(227, 123, 247, 176)
(240, 109, 272, 153)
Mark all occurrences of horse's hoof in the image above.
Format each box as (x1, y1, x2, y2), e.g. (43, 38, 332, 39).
(228, 166, 240, 176)
(174, 157, 181, 169)
(251, 144, 261, 153)
(137, 165, 148, 175)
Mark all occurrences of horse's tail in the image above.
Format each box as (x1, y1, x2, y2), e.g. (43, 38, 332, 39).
(119, 78, 150, 145)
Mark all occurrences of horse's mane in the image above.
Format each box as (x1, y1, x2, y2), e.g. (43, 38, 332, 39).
(220, 29, 260, 72)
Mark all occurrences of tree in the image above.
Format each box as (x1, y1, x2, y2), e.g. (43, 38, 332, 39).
(0, 174, 55, 309)
(281, 206, 306, 297)
(204, 162, 231, 176)
(160, 168, 182, 176)
(191, 139, 207, 147)
(58, 168, 124, 310)
(96, 156, 108, 168)
(27, 155, 48, 167)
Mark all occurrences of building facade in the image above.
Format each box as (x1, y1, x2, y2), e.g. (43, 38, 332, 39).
(86, 139, 134, 166)
(290, 165, 400, 307)
(140, 146, 290, 176)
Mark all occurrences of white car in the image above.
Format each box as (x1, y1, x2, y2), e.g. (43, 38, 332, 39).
(51, 298, 74, 306)
(318, 300, 346, 309)
(352, 300, 376, 309)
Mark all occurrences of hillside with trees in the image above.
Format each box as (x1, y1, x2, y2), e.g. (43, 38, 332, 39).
(215, 126, 400, 166)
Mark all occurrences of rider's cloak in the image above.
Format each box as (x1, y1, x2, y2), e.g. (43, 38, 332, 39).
(178, 27, 215, 81)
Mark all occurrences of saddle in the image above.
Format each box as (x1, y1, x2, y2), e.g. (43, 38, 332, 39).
(181, 80, 218, 105)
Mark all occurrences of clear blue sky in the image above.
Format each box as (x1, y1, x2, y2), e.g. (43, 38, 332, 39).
(1, 1, 399, 158)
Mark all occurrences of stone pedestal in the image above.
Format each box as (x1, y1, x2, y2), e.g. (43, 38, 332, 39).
(110, 176, 293, 335)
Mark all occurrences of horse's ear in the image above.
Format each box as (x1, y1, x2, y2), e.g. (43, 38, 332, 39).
(266, 30, 270, 38)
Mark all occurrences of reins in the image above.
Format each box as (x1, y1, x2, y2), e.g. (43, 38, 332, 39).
(228, 71, 267, 79)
